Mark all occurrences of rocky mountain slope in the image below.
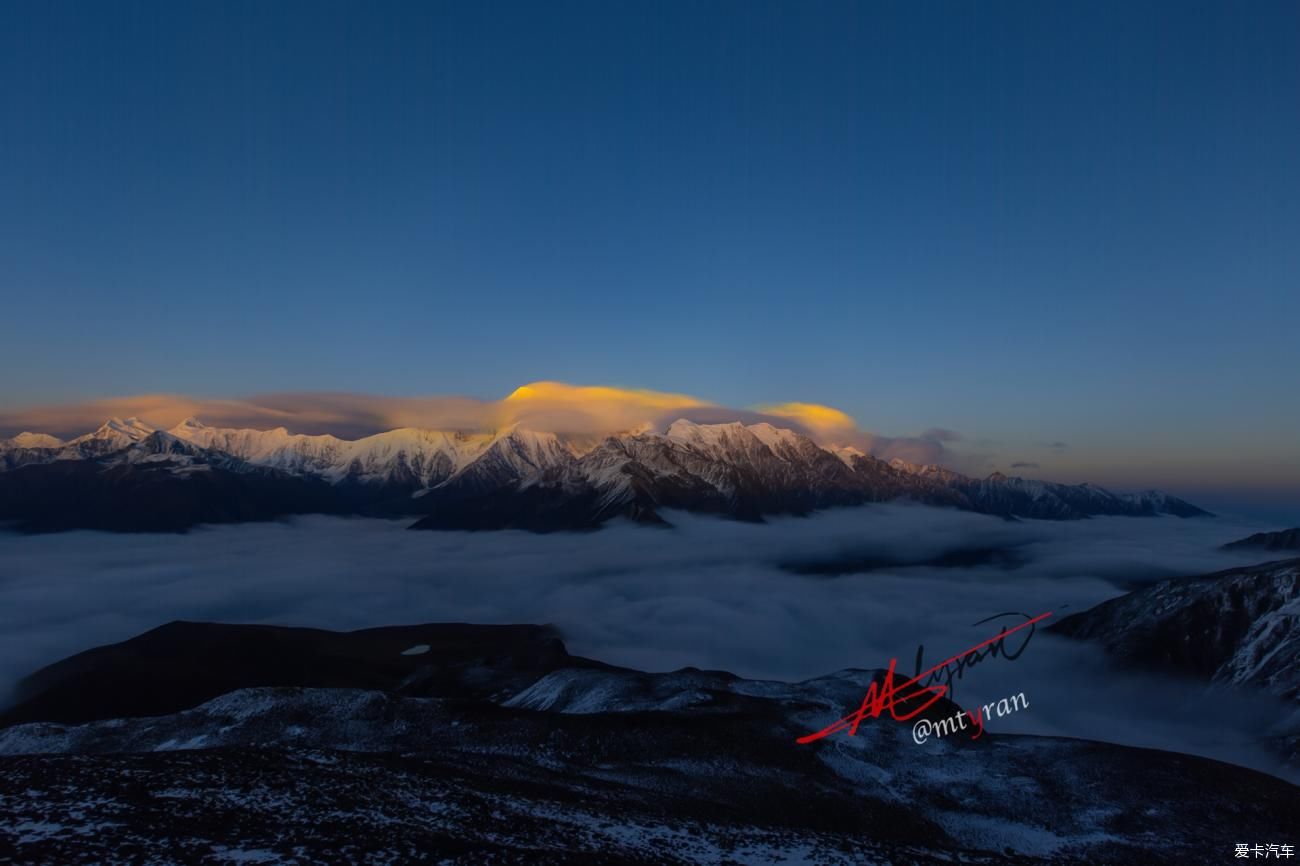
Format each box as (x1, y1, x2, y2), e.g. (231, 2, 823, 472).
(1052, 558, 1300, 701)
(0, 621, 1295, 865)
(0, 621, 598, 728)
(1224, 527, 1300, 552)
(0, 417, 1209, 532)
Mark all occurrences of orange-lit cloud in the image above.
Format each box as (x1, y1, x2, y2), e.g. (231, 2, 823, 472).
(0, 381, 972, 469)
(498, 381, 712, 433)
(504, 382, 709, 411)
(0, 393, 487, 440)
(0, 382, 719, 440)
(751, 402, 858, 439)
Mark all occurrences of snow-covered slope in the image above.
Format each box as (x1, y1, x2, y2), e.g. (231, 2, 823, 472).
(436, 426, 578, 494)
(68, 416, 156, 449)
(170, 417, 502, 488)
(1054, 557, 1300, 700)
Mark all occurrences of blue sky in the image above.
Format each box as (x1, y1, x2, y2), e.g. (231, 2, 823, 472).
(2, 1, 1297, 516)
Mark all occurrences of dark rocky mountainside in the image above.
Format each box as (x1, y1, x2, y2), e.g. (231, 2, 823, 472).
(0, 621, 598, 727)
(1223, 527, 1300, 552)
(1, 621, 1296, 865)
(0, 459, 352, 533)
(1052, 558, 1300, 700)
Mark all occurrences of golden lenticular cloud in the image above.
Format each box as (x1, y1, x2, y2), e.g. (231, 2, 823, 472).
(0, 382, 717, 440)
(751, 402, 858, 438)
(496, 381, 712, 433)
(504, 382, 710, 410)
(0, 382, 968, 468)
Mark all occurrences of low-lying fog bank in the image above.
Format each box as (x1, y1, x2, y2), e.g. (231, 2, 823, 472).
(1, 505, 1290, 778)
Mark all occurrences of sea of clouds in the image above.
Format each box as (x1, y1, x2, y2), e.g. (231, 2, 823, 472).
(0, 505, 1293, 779)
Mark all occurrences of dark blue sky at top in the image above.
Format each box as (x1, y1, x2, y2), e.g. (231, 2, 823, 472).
(2, 1, 1298, 505)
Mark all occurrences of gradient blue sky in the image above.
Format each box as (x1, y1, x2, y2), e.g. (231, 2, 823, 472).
(2, 2, 1298, 516)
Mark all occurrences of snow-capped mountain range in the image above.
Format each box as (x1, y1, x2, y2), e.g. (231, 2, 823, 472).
(0, 416, 1210, 532)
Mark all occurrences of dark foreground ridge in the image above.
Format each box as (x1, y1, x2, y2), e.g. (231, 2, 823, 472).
(0, 620, 1296, 865)
(0, 621, 599, 728)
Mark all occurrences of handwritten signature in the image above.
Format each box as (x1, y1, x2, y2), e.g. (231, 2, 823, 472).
(796, 611, 1051, 744)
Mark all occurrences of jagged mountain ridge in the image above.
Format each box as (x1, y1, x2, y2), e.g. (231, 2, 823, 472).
(0, 415, 1209, 532)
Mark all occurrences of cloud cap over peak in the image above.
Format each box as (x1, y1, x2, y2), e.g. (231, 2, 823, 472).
(0, 381, 968, 469)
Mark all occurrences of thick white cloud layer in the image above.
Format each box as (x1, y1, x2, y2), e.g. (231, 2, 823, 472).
(0, 506, 1290, 779)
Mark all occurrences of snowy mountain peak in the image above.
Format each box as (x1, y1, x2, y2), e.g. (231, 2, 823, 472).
(831, 445, 865, 466)
(4, 432, 63, 449)
(0, 415, 1213, 530)
(666, 417, 714, 434)
(111, 416, 153, 435)
(746, 422, 805, 449)
(72, 416, 157, 445)
(665, 418, 749, 445)
(483, 425, 574, 466)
